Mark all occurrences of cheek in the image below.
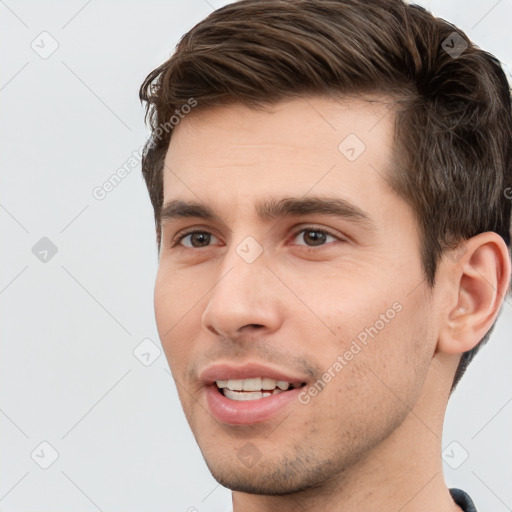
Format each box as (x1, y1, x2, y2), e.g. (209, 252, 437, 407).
(315, 275, 433, 400)
(313, 313, 432, 443)
(154, 268, 174, 340)
(154, 267, 197, 370)
(154, 264, 203, 328)
(349, 299, 433, 407)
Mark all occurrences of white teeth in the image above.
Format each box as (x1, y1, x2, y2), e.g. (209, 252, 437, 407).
(242, 377, 262, 391)
(215, 378, 293, 391)
(224, 389, 262, 401)
(226, 379, 243, 391)
(224, 388, 284, 401)
(262, 377, 277, 390)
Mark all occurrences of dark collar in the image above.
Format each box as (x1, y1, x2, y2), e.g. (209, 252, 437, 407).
(450, 488, 478, 512)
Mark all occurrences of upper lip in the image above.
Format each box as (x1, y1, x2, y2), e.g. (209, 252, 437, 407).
(200, 362, 309, 386)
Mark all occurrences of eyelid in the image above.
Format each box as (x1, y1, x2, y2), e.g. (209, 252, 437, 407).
(288, 225, 345, 245)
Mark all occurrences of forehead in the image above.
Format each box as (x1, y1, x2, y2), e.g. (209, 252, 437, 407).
(162, 96, 397, 219)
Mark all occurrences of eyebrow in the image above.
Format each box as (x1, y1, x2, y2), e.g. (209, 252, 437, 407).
(160, 196, 376, 230)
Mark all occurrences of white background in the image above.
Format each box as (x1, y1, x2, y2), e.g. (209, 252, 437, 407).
(1, 1, 511, 511)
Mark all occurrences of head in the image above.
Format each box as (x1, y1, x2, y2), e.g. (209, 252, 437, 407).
(139, 0, 512, 497)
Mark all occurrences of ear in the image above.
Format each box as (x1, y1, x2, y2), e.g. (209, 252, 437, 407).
(437, 232, 511, 355)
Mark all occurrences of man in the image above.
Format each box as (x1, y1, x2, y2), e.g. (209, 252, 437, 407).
(138, 1, 512, 510)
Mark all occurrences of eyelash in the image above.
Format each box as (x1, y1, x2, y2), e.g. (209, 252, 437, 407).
(171, 226, 344, 250)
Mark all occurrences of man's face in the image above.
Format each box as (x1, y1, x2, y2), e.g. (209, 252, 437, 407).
(154, 97, 439, 494)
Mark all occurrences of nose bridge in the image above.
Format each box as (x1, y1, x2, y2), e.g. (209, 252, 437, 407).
(201, 236, 281, 337)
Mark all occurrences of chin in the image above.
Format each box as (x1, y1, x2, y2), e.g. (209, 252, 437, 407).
(200, 445, 343, 496)
(207, 467, 319, 496)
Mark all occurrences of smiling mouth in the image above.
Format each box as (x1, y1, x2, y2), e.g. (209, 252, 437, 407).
(215, 377, 306, 401)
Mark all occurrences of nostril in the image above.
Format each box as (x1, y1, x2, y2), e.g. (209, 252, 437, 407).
(239, 324, 265, 332)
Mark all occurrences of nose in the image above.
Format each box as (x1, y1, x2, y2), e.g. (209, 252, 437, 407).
(201, 244, 283, 341)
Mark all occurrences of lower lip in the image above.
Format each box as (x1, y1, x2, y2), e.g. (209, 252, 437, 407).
(205, 385, 303, 425)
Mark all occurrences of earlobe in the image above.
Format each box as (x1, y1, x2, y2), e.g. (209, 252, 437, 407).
(437, 232, 511, 355)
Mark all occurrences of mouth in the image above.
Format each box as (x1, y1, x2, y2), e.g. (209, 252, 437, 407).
(200, 364, 310, 425)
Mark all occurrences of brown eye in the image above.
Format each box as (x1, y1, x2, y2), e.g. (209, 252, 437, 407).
(292, 228, 339, 247)
(175, 231, 219, 248)
(302, 229, 328, 246)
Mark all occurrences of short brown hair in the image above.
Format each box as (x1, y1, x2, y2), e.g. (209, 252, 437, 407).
(139, 0, 512, 391)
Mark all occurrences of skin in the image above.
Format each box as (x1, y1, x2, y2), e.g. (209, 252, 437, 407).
(153, 96, 511, 512)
